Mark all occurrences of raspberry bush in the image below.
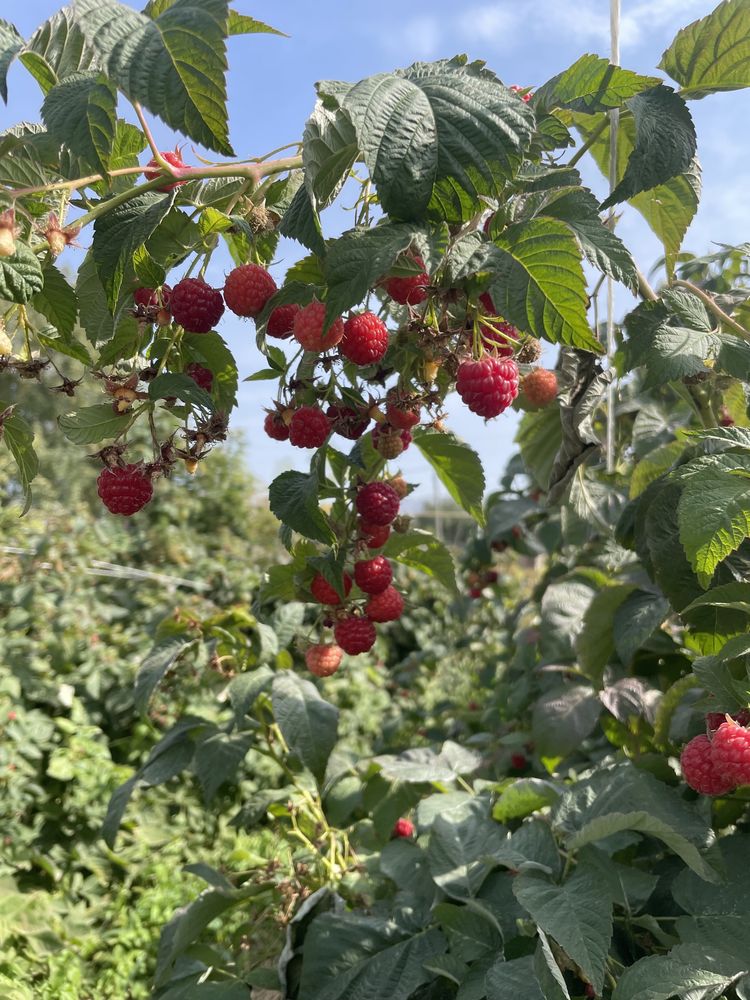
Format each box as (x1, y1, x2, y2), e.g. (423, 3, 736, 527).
(4, 1, 750, 998)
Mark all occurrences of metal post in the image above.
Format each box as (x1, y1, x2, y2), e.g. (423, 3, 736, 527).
(606, 0, 620, 474)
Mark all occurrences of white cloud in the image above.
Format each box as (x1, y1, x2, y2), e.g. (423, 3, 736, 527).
(378, 15, 444, 60)
(455, 5, 520, 43)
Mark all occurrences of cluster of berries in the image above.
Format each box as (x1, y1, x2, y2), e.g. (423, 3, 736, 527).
(680, 711, 750, 794)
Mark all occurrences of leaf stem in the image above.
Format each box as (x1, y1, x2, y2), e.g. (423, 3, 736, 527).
(672, 278, 750, 342)
(567, 116, 610, 169)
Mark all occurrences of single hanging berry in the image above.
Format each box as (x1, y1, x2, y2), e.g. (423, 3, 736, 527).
(293, 300, 344, 352)
(711, 720, 750, 787)
(171, 278, 225, 333)
(0, 209, 20, 258)
(522, 368, 558, 407)
(305, 644, 344, 677)
(289, 406, 331, 448)
(340, 312, 389, 365)
(456, 357, 519, 418)
(354, 556, 392, 595)
(383, 256, 429, 305)
(185, 363, 213, 392)
(392, 818, 415, 838)
(264, 411, 290, 441)
(224, 264, 277, 318)
(680, 734, 735, 795)
(310, 572, 352, 605)
(334, 615, 377, 655)
(97, 465, 153, 516)
(365, 586, 404, 623)
(267, 303, 301, 339)
(356, 482, 400, 526)
(143, 149, 189, 191)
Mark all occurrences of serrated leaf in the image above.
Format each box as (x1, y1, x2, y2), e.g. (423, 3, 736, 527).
(534, 53, 660, 114)
(383, 530, 458, 594)
(32, 261, 78, 337)
(36, 329, 93, 367)
(0, 243, 44, 303)
(181, 331, 238, 411)
(486, 956, 544, 1000)
(428, 801, 507, 899)
(269, 470, 335, 545)
(613, 590, 669, 665)
(21, 8, 99, 93)
(148, 372, 214, 411)
(517, 406, 563, 491)
(493, 779, 561, 823)
(58, 405, 131, 445)
(612, 952, 743, 1000)
(413, 430, 485, 526)
(41, 71, 116, 174)
(303, 101, 358, 210)
(0, 20, 23, 103)
(576, 584, 637, 684)
(271, 672, 338, 783)
(532, 683, 601, 756)
(227, 11, 287, 36)
(193, 732, 252, 804)
(324, 223, 418, 321)
(660, 0, 750, 99)
(683, 582, 750, 617)
(73, 0, 234, 155)
(135, 638, 192, 714)
(1, 404, 38, 515)
(278, 182, 325, 256)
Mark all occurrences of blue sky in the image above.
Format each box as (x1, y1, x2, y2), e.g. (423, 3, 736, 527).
(4, 1, 750, 508)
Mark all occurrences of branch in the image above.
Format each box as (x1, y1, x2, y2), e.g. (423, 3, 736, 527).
(672, 278, 750, 343)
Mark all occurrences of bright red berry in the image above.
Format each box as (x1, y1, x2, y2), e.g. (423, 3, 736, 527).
(143, 150, 188, 191)
(134, 284, 172, 309)
(354, 556, 392, 595)
(310, 572, 352, 605)
(392, 818, 415, 838)
(327, 405, 369, 440)
(185, 363, 213, 392)
(305, 644, 344, 677)
(359, 520, 391, 549)
(170, 278, 224, 333)
(224, 264, 277, 318)
(680, 734, 735, 795)
(293, 300, 344, 352)
(264, 411, 290, 441)
(356, 482, 400, 526)
(510, 84, 532, 103)
(365, 586, 404, 623)
(523, 368, 558, 407)
(383, 256, 429, 305)
(267, 303, 301, 339)
(711, 721, 750, 787)
(341, 312, 389, 365)
(468, 587, 483, 599)
(457, 357, 519, 418)
(97, 465, 153, 516)
(707, 710, 750, 733)
(334, 615, 376, 655)
(385, 394, 421, 430)
(289, 406, 331, 448)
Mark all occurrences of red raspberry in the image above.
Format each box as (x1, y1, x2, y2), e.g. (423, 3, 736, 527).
(97, 465, 153, 516)
(305, 644, 343, 677)
(510, 753, 528, 770)
(718, 405, 735, 428)
(359, 520, 391, 548)
(341, 312, 389, 365)
(392, 818, 415, 838)
(293, 300, 344, 352)
(468, 587, 484, 599)
(523, 368, 558, 407)
(372, 423, 411, 459)
(171, 278, 224, 333)
(267, 303, 301, 339)
(484, 570, 499, 584)
(334, 615, 376, 655)
(478, 293, 519, 357)
(680, 734, 735, 795)
(356, 482, 400, 526)
(134, 284, 172, 309)
(185, 363, 213, 392)
(354, 556, 392, 595)
(707, 710, 750, 733)
(365, 586, 404, 622)
(383, 256, 429, 305)
(224, 264, 277, 318)
(711, 721, 750, 787)
(143, 149, 188, 191)
(510, 84, 533, 103)
(289, 406, 331, 448)
(310, 572, 352, 605)
(327, 405, 369, 440)
(385, 394, 421, 430)
(264, 411, 289, 441)
(457, 357, 519, 418)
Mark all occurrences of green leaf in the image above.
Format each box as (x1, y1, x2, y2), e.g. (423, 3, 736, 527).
(683, 582, 750, 618)
(532, 683, 601, 757)
(534, 54, 660, 114)
(0, 20, 23, 103)
(383, 530, 458, 594)
(513, 867, 612, 993)
(92, 191, 174, 309)
(1, 404, 38, 515)
(601, 86, 697, 210)
(36, 329, 93, 367)
(0, 243, 44, 303)
(303, 100, 358, 210)
(660, 0, 750, 99)
(279, 183, 325, 256)
(486, 956, 543, 1000)
(73, 0, 234, 155)
(181, 331, 238, 412)
(58, 405, 131, 445)
(148, 372, 214, 411)
(612, 951, 744, 1000)
(517, 407, 563, 491)
(613, 590, 669, 665)
(413, 430, 485, 526)
(428, 800, 506, 898)
(375, 741, 481, 784)
(32, 261, 78, 337)
(227, 11, 287, 36)
(193, 732, 252, 803)
(576, 584, 637, 684)
(135, 638, 192, 715)
(433, 902, 501, 963)
(271, 673, 338, 783)
(493, 779, 561, 823)
(104, 120, 148, 192)
(21, 8, 99, 93)
(630, 441, 685, 497)
(41, 71, 116, 174)
(324, 223, 418, 321)
(268, 471, 335, 545)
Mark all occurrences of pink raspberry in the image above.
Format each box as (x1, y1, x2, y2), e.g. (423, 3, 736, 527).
(365, 586, 404, 623)
(289, 406, 331, 448)
(224, 264, 277, 318)
(383, 256, 429, 305)
(522, 368, 558, 407)
(711, 721, 750, 787)
(334, 615, 376, 655)
(392, 818, 415, 838)
(267, 303, 301, 339)
(170, 278, 224, 333)
(356, 482, 400, 526)
(293, 300, 344, 352)
(372, 423, 411, 457)
(97, 465, 153, 516)
(305, 644, 343, 677)
(680, 734, 735, 795)
(341, 312, 389, 365)
(456, 357, 519, 418)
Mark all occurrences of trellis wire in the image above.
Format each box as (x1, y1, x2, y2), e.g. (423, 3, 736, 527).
(606, 0, 621, 474)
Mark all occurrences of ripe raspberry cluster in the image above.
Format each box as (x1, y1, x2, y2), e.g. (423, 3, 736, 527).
(681, 714, 750, 794)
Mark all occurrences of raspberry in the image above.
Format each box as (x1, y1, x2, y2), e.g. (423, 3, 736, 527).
(392, 818, 415, 838)
(383, 256, 429, 305)
(327, 405, 369, 440)
(310, 572, 352, 605)
(372, 423, 412, 458)
(305, 643, 343, 677)
(517, 337, 542, 364)
(185, 363, 213, 392)
(468, 587, 483, 599)
(388, 477, 409, 500)
(457, 357, 519, 418)
(711, 721, 750, 787)
(510, 84, 533, 103)
(718, 405, 735, 428)
(385, 393, 421, 430)
(289, 406, 331, 448)
(478, 293, 519, 357)
(510, 753, 528, 770)
(264, 411, 290, 441)
(356, 482, 400, 526)
(680, 734, 735, 795)
(334, 615, 376, 655)
(341, 312, 389, 365)
(293, 300, 344, 352)
(522, 368, 558, 407)
(171, 278, 224, 333)
(365, 586, 404, 622)
(359, 520, 391, 549)
(134, 285, 168, 309)
(224, 264, 277, 318)
(97, 465, 153, 516)
(144, 150, 188, 191)
(267, 303, 301, 339)
(707, 710, 750, 733)
(354, 556, 392, 595)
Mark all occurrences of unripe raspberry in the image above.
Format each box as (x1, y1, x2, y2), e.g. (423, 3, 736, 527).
(680, 733, 735, 795)
(522, 368, 558, 407)
(423, 359, 441, 382)
(365, 586, 404, 623)
(517, 337, 542, 364)
(267, 303, 301, 339)
(327, 405, 369, 440)
(372, 423, 411, 458)
(264, 411, 290, 441)
(341, 312, 389, 365)
(186, 363, 213, 392)
(388, 476, 409, 500)
(97, 464, 153, 516)
(289, 406, 331, 448)
(0, 229, 16, 258)
(392, 817, 415, 838)
(294, 300, 344, 352)
(383, 256, 429, 305)
(171, 278, 225, 333)
(143, 149, 188, 191)
(224, 264, 277, 318)
(334, 615, 376, 655)
(711, 720, 750, 787)
(356, 482, 400, 526)
(456, 357, 519, 418)
(354, 556, 392, 595)
(305, 644, 343, 677)
(310, 572, 352, 605)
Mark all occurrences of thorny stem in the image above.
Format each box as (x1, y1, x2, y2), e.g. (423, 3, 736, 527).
(673, 278, 750, 342)
(133, 103, 163, 164)
(9, 166, 150, 199)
